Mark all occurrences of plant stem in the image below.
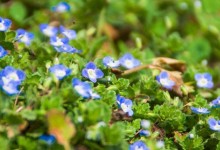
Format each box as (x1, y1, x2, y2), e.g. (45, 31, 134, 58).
(120, 64, 163, 76)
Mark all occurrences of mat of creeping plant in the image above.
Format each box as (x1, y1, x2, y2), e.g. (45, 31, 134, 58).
(0, 0, 220, 150)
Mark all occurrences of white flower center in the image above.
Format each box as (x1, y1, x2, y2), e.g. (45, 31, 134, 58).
(43, 27, 54, 36)
(20, 35, 29, 43)
(87, 69, 96, 78)
(121, 103, 129, 112)
(0, 23, 4, 30)
(75, 85, 86, 95)
(135, 146, 144, 150)
(54, 69, 66, 78)
(198, 78, 208, 86)
(213, 123, 220, 130)
(125, 59, 133, 68)
(197, 108, 206, 113)
(8, 72, 19, 81)
(57, 5, 67, 12)
(53, 38, 63, 46)
(160, 78, 170, 86)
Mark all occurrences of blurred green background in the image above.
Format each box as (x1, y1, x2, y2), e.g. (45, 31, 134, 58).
(1, 0, 220, 63)
(1, 0, 220, 85)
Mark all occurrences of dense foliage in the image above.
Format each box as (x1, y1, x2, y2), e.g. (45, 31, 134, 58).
(1, 0, 220, 149)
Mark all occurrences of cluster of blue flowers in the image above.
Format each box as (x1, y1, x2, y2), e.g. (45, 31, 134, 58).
(40, 24, 80, 53)
(156, 71, 219, 133)
(156, 71, 214, 90)
(103, 53, 140, 69)
(139, 120, 151, 137)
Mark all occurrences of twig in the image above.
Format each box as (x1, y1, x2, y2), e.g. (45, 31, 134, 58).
(128, 129, 142, 143)
(120, 64, 163, 76)
(14, 87, 24, 108)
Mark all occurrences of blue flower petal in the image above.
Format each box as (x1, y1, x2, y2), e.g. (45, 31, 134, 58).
(95, 69, 104, 78)
(39, 134, 56, 145)
(86, 62, 96, 69)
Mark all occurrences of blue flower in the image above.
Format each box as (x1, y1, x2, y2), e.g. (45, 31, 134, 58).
(188, 133, 194, 139)
(82, 62, 104, 83)
(190, 107, 210, 114)
(119, 53, 140, 69)
(103, 56, 120, 68)
(156, 140, 165, 148)
(210, 96, 220, 108)
(40, 24, 58, 37)
(54, 44, 81, 53)
(130, 141, 149, 150)
(39, 134, 56, 145)
(117, 95, 133, 116)
(88, 90, 100, 99)
(49, 64, 71, 80)
(195, 73, 213, 88)
(0, 66, 25, 84)
(72, 78, 100, 99)
(0, 66, 25, 95)
(208, 118, 220, 132)
(50, 36, 69, 47)
(16, 29, 34, 45)
(52, 2, 70, 13)
(139, 130, 150, 136)
(1, 81, 20, 95)
(156, 71, 175, 90)
(0, 46, 7, 58)
(0, 17, 11, 31)
(141, 120, 151, 129)
(60, 26, 77, 40)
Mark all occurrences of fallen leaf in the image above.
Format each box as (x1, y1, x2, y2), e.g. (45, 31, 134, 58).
(153, 57, 186, 72)
(47, 109, 76, 150)
(167, 71, 184, 96)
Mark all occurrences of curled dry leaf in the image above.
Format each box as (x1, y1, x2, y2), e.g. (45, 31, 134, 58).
(47, 109, 76, 150)
(153, 57, 186, 72)
(167, 71, 184, 96)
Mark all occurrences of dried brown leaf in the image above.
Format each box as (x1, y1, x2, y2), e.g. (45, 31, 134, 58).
(153, 57, 186, 72)
(167, 71, 184, 96)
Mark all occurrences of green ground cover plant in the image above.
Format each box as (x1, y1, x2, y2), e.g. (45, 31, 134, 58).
(1, 0, 220, 149)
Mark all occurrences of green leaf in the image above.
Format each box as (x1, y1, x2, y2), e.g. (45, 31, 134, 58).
(100, 122, 126, 146)
(18, 136, 37, 150)
(84, 101, 112, 124)
(0, 136, 8, 150)
(5, 31, 16, 41)
(86, 36, 107, 59)
(0, 32, 5, 41)
(21, 110, 37, 121)
(9, 2, 27, 23)
(0, 41, 14, 50)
